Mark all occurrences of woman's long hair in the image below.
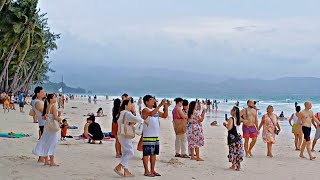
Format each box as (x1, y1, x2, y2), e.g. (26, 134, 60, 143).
(113, 98, 121, 116)
(97, 107, 103, 113)
(188, 101, 196, 119)
(120, 100, 130, 111)
(42, 94, 55, 116)
(233, 106, 241, 126)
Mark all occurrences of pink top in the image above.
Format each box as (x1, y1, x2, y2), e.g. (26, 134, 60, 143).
(172, 106, 182, 120)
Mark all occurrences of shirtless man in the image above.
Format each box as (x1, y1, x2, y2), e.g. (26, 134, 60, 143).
(299, 102, 320, 160)
(240, 100, 259, 158)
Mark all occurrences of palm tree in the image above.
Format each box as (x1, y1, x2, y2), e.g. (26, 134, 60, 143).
(0, 0, 59, 92)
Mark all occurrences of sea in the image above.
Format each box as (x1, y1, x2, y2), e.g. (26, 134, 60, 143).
(76, 94, 320, 135)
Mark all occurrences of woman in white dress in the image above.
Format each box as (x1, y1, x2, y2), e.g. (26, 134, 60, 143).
(113, 100, 148, 177)
(32, 93, 61, 167)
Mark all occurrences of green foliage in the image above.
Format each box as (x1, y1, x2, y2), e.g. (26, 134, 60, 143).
(0, 0, 59, 93)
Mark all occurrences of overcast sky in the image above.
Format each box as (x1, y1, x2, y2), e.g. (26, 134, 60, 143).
(39, 0, 320, 79)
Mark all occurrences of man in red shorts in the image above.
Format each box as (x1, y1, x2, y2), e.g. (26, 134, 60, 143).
(240, 100, 259, 158)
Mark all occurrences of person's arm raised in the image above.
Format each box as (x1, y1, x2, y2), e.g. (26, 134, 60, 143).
(142, 99, 165, 120)
(125, 111, 147, 125)
(178, 108, 188, 119)
(223, 117, 233, 130)
(199, 109, 206, 123)
(159, 101, 171, 119)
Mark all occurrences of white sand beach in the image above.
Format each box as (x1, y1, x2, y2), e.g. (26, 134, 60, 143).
(0, 98, 319, 180)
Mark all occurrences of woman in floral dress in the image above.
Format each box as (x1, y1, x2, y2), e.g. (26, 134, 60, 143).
(187, 101, 205, 161)
(258, 105, 281, 157)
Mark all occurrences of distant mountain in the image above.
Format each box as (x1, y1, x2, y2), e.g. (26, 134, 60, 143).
(48, 63, 320, 96)
(216, 77, 320, 96)
(34, 82, 87, 94)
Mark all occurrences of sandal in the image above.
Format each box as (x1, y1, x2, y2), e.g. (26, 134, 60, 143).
(144, 173, 155, 177)
(174, 154, 181, 157)
(153, 172, 161, 176)
(114, 169, 124, 177)
(180, 154, 189, 158)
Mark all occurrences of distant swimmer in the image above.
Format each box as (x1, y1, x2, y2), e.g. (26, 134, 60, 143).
(279, 111, 284, 118)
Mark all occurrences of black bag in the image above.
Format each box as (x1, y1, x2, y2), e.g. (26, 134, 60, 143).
(228, 133, 241, 144)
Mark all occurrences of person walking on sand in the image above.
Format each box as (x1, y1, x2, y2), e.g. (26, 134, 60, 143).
(299, 101, 320, 160)
(142, 95, 170, 177)
(258, 105, 281, 157)
(288, 106, 303, 150)
(311, 112, 320, 152)
(113, 100, 148, 177)
(33, 93, 62, 166)
(112, 98, 122, 158)
(223, 106, 244, 171)
(172, 98, 188, 158)
(240, 100, 259, 158)
(187, 101, 206, 161)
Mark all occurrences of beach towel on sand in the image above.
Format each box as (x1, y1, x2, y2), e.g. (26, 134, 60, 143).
(0, 133, 31, 138)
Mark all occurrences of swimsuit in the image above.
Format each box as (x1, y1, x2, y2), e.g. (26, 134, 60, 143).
(242, 125, 258, 138)
(302, 126, 311, 141)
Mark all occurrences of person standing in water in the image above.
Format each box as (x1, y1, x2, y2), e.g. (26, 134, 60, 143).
(299, 102, 320, 160)
(288, 106, 303, 150)
(240, 100, 259, 158)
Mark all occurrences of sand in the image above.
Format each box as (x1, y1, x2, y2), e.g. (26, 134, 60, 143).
(0, 97, 319, 180)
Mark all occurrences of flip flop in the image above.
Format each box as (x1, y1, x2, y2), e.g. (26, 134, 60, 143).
(153, 172, 161, 176)
(124, 174, 135, 177)
(180, 154, 189, 158)
(144, 173, 155, 177)
(114, 169, 124, 177)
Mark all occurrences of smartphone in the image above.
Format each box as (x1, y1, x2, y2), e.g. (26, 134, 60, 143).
(225, 114, 228, 121)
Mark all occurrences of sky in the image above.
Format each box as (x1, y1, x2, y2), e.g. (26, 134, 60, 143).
(38, 0, 320, 80)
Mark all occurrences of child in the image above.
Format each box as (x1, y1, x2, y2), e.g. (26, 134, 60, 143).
(3, 96, 10, 113)
(61, 119, 68, 141)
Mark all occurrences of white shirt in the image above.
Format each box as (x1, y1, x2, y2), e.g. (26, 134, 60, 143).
(142, 108, 160, 137)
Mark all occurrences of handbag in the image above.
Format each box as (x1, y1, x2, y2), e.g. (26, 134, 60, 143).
(29, 109, 35, 116)
(135, 122, 143, 136)
(44, 105, 60, 132)
(118, 112, 135, 139)
(228, 133, 241, 144)
(227, 117, 241, 144)
(268, 114, 279, 135)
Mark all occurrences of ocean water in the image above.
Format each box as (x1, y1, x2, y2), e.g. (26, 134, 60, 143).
(102, 95, 320, 116)
(83, 94, 320, 135)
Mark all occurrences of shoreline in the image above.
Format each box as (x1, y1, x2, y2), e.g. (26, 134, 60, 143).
(0, 97, 319, 180)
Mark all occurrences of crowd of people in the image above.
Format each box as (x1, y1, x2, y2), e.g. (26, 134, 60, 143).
(0, 91, 28, 113)
(3, 87, 320, 177)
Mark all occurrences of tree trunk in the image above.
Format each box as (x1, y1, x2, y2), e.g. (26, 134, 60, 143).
(15, 61, 38, 92)
(9, 38, 32, 92)
(0, 30, 25, 85)
(0, 0, 6, 12)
